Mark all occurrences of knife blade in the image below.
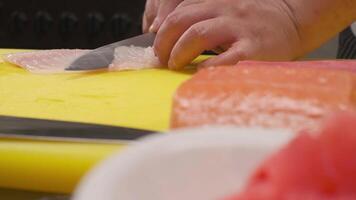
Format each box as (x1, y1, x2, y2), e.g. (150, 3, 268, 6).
(0, 115, 155, 143)
(66, 33, 156, 71)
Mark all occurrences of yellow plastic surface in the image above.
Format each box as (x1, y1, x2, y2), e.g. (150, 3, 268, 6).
(0, 49, 195, 131)
(0, 139, 123, 193)
(0, 49, 206, 193)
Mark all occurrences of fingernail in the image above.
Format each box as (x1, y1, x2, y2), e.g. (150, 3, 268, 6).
(149, 19, 159, 33)
(168, 59, 177, 69)
(149, 25, 155, 33)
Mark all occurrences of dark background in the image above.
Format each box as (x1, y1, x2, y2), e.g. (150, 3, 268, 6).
(0, 0, 146, 49)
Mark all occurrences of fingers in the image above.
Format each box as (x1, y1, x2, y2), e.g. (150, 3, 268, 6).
(198, 41, 255, 68)
(154, 3, 217, 65)
(168, 18, 236, 69)
(142, 15, 148, 33)
(142, 0, 159, 33)
(176, 0, 205, 9)
(149, 0, 184, 33)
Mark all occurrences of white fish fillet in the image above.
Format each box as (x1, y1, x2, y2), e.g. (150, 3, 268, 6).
(109, 46, 161, 71)
(3, 49, 91, 74)
(3, 46, 161, 74)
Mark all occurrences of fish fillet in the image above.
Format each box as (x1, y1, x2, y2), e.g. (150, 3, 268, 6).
(109, 46, 161, 71)
(3, 49, 91, 74)
(171, 64, 356, 131)
(239, 60, 356, 73)
(3, 46, 161, 74)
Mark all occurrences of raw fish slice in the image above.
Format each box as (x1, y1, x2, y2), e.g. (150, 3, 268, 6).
(171, 65, 356, 130)
(4, 46, 161, 74)
(109, 46, 161, 71)
(226, 112, 356, 200)
(3, 49, 91, 74)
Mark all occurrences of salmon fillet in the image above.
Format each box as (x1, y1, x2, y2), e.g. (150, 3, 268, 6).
(239, 60, 356, 72)
(171, 63, 356, 130)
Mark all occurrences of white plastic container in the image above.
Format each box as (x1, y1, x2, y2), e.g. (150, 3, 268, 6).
(73, 126, 294, 200)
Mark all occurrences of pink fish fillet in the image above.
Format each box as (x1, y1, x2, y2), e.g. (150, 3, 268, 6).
(3, 49, 91, 74)
(3, 46, 162, 74)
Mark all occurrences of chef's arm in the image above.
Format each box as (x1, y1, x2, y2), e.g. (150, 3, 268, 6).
(285, 0, 356, 57)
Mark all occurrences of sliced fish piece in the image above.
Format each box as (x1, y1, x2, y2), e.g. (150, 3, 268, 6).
(109, 46, 162, 71)
(3, 49, 91, 74)
(3, 46, 162, 74)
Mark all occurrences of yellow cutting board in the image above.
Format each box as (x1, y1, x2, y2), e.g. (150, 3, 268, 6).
(0, 49, 205, 193)
(0, 49, 195, 131)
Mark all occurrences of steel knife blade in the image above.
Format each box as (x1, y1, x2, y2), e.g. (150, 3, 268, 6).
(66, 33, 156, 71)
(0, 115, 155, 143)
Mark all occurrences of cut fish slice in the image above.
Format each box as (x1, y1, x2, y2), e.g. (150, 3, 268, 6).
(3, 49, 91, 74)
(3, 46, 162, 74)
(109, 46, 162, 71)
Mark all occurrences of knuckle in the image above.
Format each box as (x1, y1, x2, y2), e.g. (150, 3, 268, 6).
(165, 12, 182, 26)
(188, 25, 208, 40)
(176, 0, 191, 9)
(235, 50, 249, 60)
(224, 1, 254, 18)
(231, 43, 250, 60)
(162, 0, 183, 6)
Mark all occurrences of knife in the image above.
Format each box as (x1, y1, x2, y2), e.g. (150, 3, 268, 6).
(66, 33, 156, 71)
(0, 115, 155, 143)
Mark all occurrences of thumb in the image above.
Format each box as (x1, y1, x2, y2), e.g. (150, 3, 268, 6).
(149, 0, 183, 32)
(143, 0, 159, 33)
(198, 41, 254, 68)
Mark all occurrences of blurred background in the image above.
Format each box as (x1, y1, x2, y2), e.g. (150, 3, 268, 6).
(0, 0, 145, 49)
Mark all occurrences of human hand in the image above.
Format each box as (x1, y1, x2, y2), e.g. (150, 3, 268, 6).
(153, 0, 356, 69)
(142, 0, 184, 33)
(153, 0, 303, 69)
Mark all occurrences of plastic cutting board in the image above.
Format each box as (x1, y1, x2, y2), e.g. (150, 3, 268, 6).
(0, 49, 204, 193)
